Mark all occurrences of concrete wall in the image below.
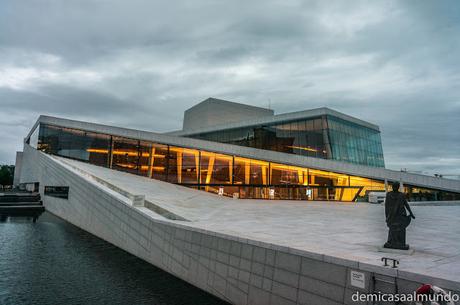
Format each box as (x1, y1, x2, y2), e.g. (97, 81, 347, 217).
(183, 98, 274, 131)
(20, 145, 460, 305)
(13, 151, 23, 186)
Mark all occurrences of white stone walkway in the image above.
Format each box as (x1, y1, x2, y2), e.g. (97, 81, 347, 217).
(57, 157, 460, 284)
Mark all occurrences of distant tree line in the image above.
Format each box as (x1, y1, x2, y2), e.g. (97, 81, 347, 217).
(0, 165, 15, 187)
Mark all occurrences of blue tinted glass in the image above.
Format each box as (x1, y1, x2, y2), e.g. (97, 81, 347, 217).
(326, 116, 384, 167)
(185, 115, 384, 167)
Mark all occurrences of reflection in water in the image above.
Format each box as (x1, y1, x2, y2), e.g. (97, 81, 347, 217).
(0, 213, 228, 305)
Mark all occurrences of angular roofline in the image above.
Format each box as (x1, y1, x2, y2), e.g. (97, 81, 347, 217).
(171, 106, 380, 136)
(185, 97, 274, 113)
(25, 115, 460, 193)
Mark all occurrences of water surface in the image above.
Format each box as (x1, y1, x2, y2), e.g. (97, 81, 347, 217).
(0, 213, 227, 305)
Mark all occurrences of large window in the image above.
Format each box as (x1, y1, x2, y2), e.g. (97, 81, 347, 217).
(35, 124, 455, 202)
(190, 117, 329, 159)
(349, 176, 385, 197)
(233, 158, 269, 185)
(150, 144, 168, 181)
(327, 116, 385, 167)
(200, 152, 232, 185)
(403, 185, 460, 201)
(112, 137, 141, 174)
(138, 141, 151, 177)
(28, 124, 40, 148)
(39, 125, 110, 167)
(167, 147, 200, 184)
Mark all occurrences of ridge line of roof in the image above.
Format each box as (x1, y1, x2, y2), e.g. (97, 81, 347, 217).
(185, 97, 274, 113)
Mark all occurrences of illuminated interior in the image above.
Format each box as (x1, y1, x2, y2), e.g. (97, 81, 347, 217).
(33, 123, 460, 202)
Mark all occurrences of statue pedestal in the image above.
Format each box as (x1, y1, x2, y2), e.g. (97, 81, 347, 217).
(378, 247, 414, 255)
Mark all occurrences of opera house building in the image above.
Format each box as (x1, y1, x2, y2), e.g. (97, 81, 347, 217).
(18, 98, 460, 202)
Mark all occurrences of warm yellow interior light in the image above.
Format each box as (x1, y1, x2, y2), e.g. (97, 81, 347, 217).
(287, 145, 318, 152)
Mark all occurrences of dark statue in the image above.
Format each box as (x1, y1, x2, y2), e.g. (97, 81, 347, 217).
(384, 182, 415, 250)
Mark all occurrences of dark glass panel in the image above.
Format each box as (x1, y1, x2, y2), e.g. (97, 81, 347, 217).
(250, 160, 269, 185)
(185, 118, 333, 161)
(166, 146, 180, 183)
(166, 146, 200, 184)
(137, 141, 151, 177)
(405, 185, 460, 201)
(274, 122, 294, 153)
(270, 164, 305, 185)
(233, 157, 268, 185)
(112, 137, 140, 174)
(29, 124, 40, 148)
(38, 124, 110, 167)
(85, 132, 111, 167)
(38, 124, 60, 153)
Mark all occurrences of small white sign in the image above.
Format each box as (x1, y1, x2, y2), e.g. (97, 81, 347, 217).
(218, 187, 224, 196)
(132, 194, 145, 207)
(350, 270, 365, 289)
(269, 188, 275, 199)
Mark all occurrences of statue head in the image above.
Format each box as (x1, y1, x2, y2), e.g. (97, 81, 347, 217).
(391, 181, 400, 192)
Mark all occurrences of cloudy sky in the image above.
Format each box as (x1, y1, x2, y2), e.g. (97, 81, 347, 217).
(0, 0, 459, 176)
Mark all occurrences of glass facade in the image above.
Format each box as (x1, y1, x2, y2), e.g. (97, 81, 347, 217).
(403, 186, 460, 201)
(189, 117, 328, 159)
(39, 124, 111, 167)
(186, 115, 385, 167)
(327, 116, 384, 167)
(35, 123, 460, 202)
(28, 125, 40, 148)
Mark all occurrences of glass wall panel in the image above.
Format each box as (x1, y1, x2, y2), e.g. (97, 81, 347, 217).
(187, 117, 329, 160)
(404, 185, 460, 201)
(28, 124, 40, 148)
(349, 176, 385, 198)
(233, 157, 248, 184)
(305, 169, 349, 200)
(111, 138, 152, 176)
(239, 186, 268, 199)
(270, 164, 307, 185)
(39, 124, 110, 167)
(112, 137, 140, 174)
(327, 115, 385, 167)
(138, 141, 151, 177)
(200, 152, 232, 185)
(339, 188, 359, 202)
(233, 157, 268, 185)
(167, 146, 181, 184)
(150, 144, 168, 181)
(38, 124, 61, 154)
(167, 147, 200, 184)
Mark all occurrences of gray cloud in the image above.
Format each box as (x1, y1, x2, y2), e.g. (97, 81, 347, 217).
(0, 0, 459, 178)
